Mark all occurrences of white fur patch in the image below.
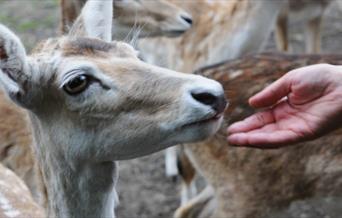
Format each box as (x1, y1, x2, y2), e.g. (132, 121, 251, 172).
(0, 192, 21, 218)
(229, 70, 243, 80)
(165, 147, 179, 177)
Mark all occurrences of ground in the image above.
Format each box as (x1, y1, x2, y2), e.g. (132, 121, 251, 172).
(0, 1, 341, 218)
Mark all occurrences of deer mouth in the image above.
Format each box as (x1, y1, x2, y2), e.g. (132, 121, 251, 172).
(181, 113, 224, 129)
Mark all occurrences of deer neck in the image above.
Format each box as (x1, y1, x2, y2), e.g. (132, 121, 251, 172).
(29, 114, 118, 218)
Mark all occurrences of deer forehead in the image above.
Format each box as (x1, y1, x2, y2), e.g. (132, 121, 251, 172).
(30, 37, 141, 81)
(62, 38, 138, 59)
(32, 37, 138, 60)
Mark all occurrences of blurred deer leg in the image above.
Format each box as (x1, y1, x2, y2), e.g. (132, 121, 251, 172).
(181, 180, 198, 206)
(305, 15, 322, 53)
(178, 148, 197, 205)
(165, 147, 179, 178)
(175, 185, 215, 218)
(275, 10, 289, 52)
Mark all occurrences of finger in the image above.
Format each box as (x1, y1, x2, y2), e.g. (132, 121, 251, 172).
(227, 129, 301, 149)
(227, 110, 275, 134)
(249, 73, 293, 108)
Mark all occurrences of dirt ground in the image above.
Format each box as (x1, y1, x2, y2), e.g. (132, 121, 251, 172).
(0, 1, 342, 218)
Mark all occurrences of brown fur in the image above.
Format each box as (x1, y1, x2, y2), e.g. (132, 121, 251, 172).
(63, 37, 116, 56)
(60, 0, 85, 33)
(0, 45, 8, 59)
(178, 147, 196, 186)
(0, 92, 38, 198)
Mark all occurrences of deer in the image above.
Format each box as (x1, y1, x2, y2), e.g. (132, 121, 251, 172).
(138, 0, 287, 206)
(0, 0, 226, 216)
(60, 0, 193, 39)
(275, 0, 334, 53)
(0, 0, 193, 203)
(138, 0, 287, 71)
(174, 53, 342, 218)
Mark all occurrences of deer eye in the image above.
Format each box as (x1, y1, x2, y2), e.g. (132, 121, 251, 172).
(63, 75, 90, 95)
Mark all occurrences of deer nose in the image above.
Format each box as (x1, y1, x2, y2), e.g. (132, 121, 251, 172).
(181, 15, 193, 26)
(191, 91, 227, 114)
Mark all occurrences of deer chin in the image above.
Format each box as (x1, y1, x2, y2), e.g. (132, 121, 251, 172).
(171, 113, 224, 143)
(182, 113, 223, 129)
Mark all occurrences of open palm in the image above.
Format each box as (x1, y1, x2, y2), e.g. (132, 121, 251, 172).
(227, 64, 342, 148)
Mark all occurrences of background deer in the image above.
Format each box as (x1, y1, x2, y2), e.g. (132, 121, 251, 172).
(0, 0, 225, 217)
(60, 0, 193, 39)
(275, 0, 338, 53)
(139, 0, 286, 71)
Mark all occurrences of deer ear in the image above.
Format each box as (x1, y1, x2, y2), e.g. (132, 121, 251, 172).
(68, 0, 113, 42)
(0, 24, 31, 108)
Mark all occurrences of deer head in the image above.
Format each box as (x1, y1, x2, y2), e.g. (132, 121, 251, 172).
(113, 0, 193, 38)
(0, 1, 225, 162)
(61, 0, 193, 39)
(0, 1, 225, 216)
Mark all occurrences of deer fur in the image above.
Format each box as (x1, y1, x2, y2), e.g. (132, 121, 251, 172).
(0, 0, 226, 217)
(0, 164, 44, 218)
(60, 0, 193, 39)
(139, 0, 285, 72)
(275, 0, 333, 53)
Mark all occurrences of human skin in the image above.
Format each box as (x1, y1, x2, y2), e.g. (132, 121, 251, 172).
(227, 64, 342, 148)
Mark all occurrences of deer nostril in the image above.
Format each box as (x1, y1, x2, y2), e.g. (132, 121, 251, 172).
(192, 92, 216, 106)
(191, 92, 227, 113)
(181, 15, 193, 25)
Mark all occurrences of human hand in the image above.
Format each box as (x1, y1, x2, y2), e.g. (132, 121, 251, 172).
(227, 64, 342, 148)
